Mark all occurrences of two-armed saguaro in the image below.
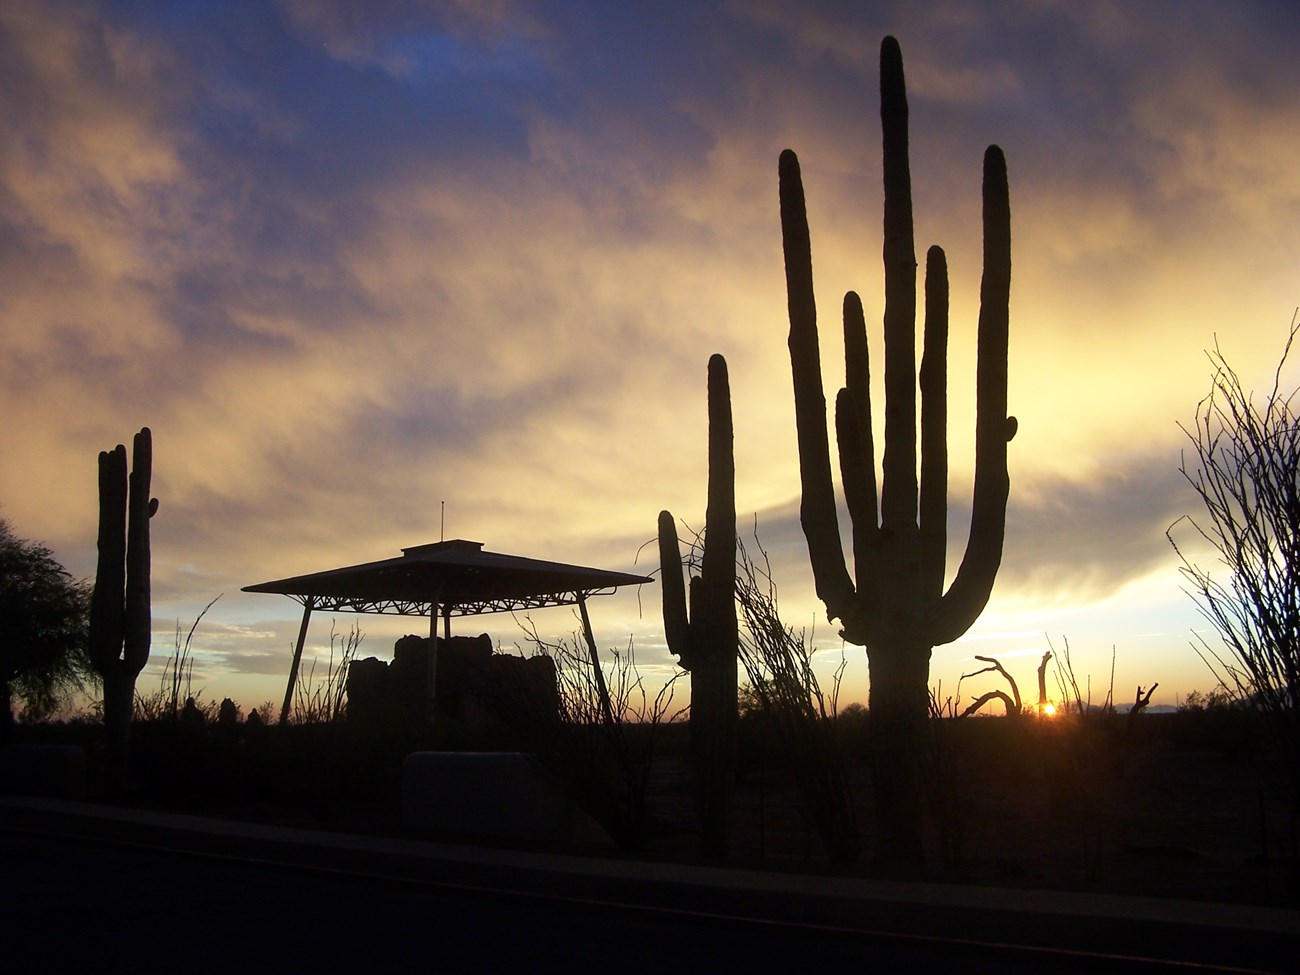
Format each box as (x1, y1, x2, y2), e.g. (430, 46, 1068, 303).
(779, 36, 1015, 864)
(658, 353, 738, 859)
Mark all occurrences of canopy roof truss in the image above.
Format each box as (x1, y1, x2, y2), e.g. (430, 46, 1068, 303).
(280, 587, 623, 618)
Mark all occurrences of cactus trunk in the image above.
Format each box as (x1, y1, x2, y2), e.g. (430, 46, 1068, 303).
(779, 37, 1014, 866)
(866, 634, 932, 865)
(89, 427, 157, 792)
(658, 354, 737, 858)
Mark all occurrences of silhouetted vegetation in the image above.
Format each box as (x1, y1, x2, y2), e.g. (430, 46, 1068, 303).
(6, 672, 1298, 904)
(88, 427, 158, 792)
(288, 620, 361, 725)
(133, 596, 221, 723)
(487, 624, 686, 848)
(922, 642, 1169, 877)
(735, 533, 859, 863)
(658, 353, 738, 857)
(1170, 316, 1300, 819)
(779, 36, 1014, 866)
(0, 518, 93, 733)
(1179, 685, 1237, 712)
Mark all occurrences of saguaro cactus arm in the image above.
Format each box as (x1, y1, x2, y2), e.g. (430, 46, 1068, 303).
(878, 34, 919, 538)
(700, 354, 736, 635)
(935, 146, 1014, 645)
(124, 427, 156, 672)
(659, 354, 738, 668)
(919, 245, 950, 604)
(90, 445, 127, 672)
(838, 292, 880, 601)
(657, 509, 695, 670)
(779, 150, 857, 627)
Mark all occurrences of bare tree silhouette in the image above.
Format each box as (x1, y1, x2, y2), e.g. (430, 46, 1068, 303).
(1170, 315, 1300, 812)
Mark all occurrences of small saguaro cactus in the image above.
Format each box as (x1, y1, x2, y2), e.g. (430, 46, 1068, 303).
(779, 36, 1015, 865)
(658, 353, 737, 858)
(89, 427, 158, 790)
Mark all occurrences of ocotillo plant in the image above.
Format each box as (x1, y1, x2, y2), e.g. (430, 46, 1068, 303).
(779, 36, 1015, 865)
(89, 427, 159, 791)
(658, 353, 737, 858)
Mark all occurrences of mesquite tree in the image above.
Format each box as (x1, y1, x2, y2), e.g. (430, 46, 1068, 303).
(89, 427, 158, 790)
(0, 520, 92, 732)
(658, 353, 738, 858)
(779, 36, 1015, 865)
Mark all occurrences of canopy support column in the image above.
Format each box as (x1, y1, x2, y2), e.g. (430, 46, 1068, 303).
(427, 593, 444, 722)
(578, 592, 615, 730)
(279, 597, 315, 725)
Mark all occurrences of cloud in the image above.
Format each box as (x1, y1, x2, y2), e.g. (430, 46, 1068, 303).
(735, 449, 1196, 623)
(1, 1, 1296, 706)
(997, 457, 1195, 601)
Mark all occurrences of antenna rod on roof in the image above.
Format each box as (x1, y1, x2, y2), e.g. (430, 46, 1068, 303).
(441, 500, 445, 541)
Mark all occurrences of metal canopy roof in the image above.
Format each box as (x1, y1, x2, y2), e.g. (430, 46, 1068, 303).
(242, 539, 652, 617)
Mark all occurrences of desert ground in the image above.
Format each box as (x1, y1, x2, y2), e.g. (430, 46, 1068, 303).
(5, 707, 1293, 909)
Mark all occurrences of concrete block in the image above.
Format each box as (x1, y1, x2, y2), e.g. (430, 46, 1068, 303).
(401, 751, 612, 848)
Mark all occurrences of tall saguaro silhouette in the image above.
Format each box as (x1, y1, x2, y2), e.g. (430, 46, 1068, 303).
(658, 354, 738, 858)
(89, 427, 158, 791)
(779, 36, 1015, 864)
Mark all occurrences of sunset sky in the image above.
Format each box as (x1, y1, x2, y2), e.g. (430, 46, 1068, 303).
(3, 1, 1298, 714)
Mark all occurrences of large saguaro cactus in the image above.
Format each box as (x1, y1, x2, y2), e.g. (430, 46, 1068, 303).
(89, 427, 158, 791)
(658, 353, 737, 858)
(779, 36, 1015, 865)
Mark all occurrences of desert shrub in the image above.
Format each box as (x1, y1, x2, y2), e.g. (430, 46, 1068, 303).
(248, 700, 277, 727)
(132, 596, 220, 724)
(1179, 685, 1237, 712)
(924, 687, 973, 865)
(289, 620, 362, 725)
(488, 620, 686, 848)
(735, 535, 859, 864)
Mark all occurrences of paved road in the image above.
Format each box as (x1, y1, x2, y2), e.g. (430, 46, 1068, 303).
(1, 799, 1294, 973)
